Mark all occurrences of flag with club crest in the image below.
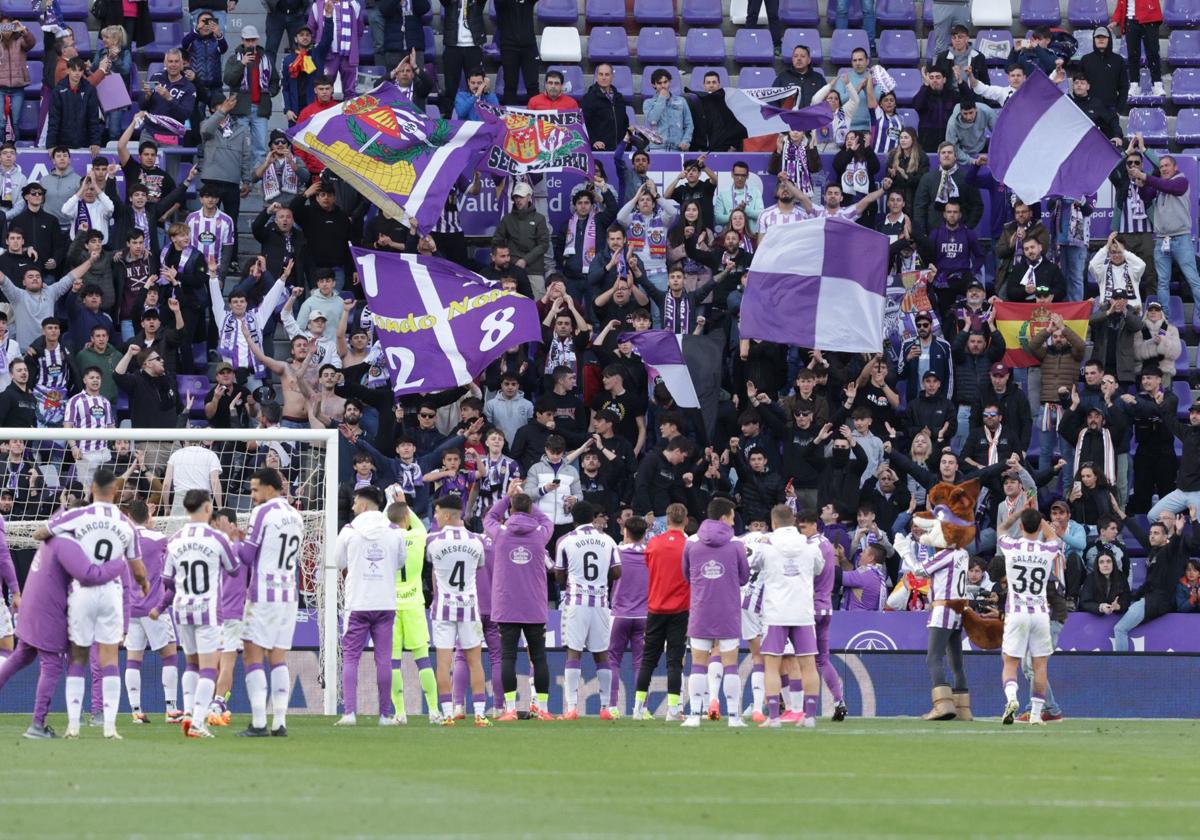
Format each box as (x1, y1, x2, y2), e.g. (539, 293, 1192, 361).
(476, 102, 594, 176)
(290, 82, 502, 233)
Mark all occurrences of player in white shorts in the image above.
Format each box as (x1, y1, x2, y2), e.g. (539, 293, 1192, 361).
(155, 490, 238, 738)
(426, 495, 490, 727)
(738, 525, 771, 722)
(998, 508, 1060, 727)
(34, 467, 147, 740)
(123, 499, 182, 724)
(238, 467, 305, 738)
(554, 502, 620, 720)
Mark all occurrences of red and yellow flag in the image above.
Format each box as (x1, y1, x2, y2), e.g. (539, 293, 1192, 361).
(993, 301, 1092, 368)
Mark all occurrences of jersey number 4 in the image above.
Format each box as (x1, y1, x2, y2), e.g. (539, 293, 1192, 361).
(448, 560, 466, 591)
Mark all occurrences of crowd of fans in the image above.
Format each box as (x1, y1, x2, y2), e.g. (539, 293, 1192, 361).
(0, 1, 1197, 648)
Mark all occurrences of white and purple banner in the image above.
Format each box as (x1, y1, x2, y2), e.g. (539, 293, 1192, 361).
(988, 69, 1123, 204)
(352, 248, 541, 395)
(619, 330, 723, 442)
(723, 87, 834, 136)
(740, 217, 889, 353)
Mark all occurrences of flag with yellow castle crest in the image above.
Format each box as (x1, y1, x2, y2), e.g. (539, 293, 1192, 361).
(288, 81, 502, 233)
(475, 103, 594, 176)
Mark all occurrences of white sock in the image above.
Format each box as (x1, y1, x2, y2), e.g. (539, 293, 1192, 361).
(504, 694, 517, 712)
(472, 699, 485, 716)
(125, 668, 142, 711)
(193, 678, 215, 726)
(597, 667, 612, 708)
(1030, 695, 1045, 721)
(564, 665, 581, 711)
(723, 673, 742, 718)
(270, 665, 290, 729)
(789, 686, 804, 712)
(707, 660, 722, 707)
(66, 675, 84, 727)
(751, 670, 765, 712)
(688, 673, 705, 718)
(182, 669, 198, 715)
(1004, 680, 1019, 704)
(162, 665, 178, 711)
(632, 697, 643, 717)
(247, 667, 268, 729)
(441, 699, 454, 718)
(102, 675, 120, 731)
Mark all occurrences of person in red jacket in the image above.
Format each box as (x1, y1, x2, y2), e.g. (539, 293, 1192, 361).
(293, 75, 338, 178)
(631, 502, 691, 722)
(1111, 0, 1164, 97)
(526, 70, 578, 112)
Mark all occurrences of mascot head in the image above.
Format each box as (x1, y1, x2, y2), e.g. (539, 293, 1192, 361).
(912, 480, 980, 550)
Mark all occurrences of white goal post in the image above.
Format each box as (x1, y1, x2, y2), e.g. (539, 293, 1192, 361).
(0, 426, 342, 715)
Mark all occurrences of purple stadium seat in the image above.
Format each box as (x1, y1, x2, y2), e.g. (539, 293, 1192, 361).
(25, 21, 42, 59)
(876, 0, 917, 27)
(484, 38, 500, 62)
(177, 375, 211, 413)
(148, 0, 183, 21)
(538, 0, 581, 25)
(897, 107, 918, 129)
(1173, 380, 1193, 418)
(782, 29, 823, 66)
(588, 27, 630, 63)
(876, 30, 919, 66)
(145, 22, 178, 60)
(738, 66, 777, 89)
(888, 68, 922, 105)
(1163, 0, 1200, 28)
(549, 65, 586, 97)
(779, 0, 820, 26)
(639, 65, 682, 98)
(830, 29, 871, 65)
(975, 29, 1015, 66)
(424, 26, 435, 55)
(827, 0, 863, 27)
(681, 0, 723, 25)
(1174, 108, 1200, 143)
(58, 0, 89, 19)
(924, 1, 932, 26)
(634, 0, 677, 25)
(1019, 0, 1061, 26)
(636, 28, 678, 64)
(0, 0, 37, 19)
(1127, 108, 1169, 146)
(687, 66, 730, 89)
(733, 29, 776, 65)
(685, 29, 727, 65)
(146, 62, 165, 81)
(359, 29, 375, 63)
(23, 61, 41, 98)
(610, 64, 635, 98)
(1067, 0, 1108, 26)
(586, 0, 627, 25)
(1171, 30, 1200, 66)
(17, 100, 37, 139)
(1173, 68, 1200, 103)
(68, 20, 90, 52)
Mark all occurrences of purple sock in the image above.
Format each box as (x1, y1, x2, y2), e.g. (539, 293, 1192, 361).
(752, 662, 765, 675)
(451, 648, 469, 707)
(126, 660, 142, 672)
(67, 661, 85, 678)
(101, 664, 119, 679)
(34, 651, 65, 728)
(767, 697, 780, 721)
(690, 662, 706, 675)
(804, 694, 818, 719)
(415, 656, 432, 671)
(566, 655, 581, 667)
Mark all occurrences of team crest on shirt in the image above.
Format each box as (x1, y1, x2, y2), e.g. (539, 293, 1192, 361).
(510, 546, 531, 565)
(89, 404, 107, 420)
(782, 559, 801, 577)
(701, 559, 724, 579)
(365, 542, 384, 573)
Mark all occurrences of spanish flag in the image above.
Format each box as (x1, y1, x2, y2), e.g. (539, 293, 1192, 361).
(993, 301, 1092, 368)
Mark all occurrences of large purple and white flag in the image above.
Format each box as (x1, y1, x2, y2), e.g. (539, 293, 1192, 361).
(290, 82, 502, 233)
(352, 248, 541, 395)
(723, 87, 834, 135)
(619, 330, 723, 442)
(988, 70, 1122, 203)
(741, 217, 888, 353)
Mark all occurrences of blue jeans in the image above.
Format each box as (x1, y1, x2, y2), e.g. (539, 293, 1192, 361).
(1154, 234, 1200, 302)
(1062, 244, 1086, 301)
(837, 0, 876, 44)
(1147, 488, 1200, 521)
(1112, 599, 1147, 651)
(244, 104, 269, 163)
(0, 87, 24, 128)
(1023, 618, 1063, 714)
(949, 404, 971, 453)
(120, 319, 136, 343)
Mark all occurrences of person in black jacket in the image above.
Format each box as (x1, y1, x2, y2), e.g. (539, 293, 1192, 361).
(902, 370, 957, 451)
(252, 202, 311, 289)
(112, 342, 183, 473)
(731, 442, 785, 526)
(495, 0, 538, 106)
(378, 0, 429, 70)
(912, 142, 983, 237)
(509, 403, 561, 474)
(1128, 368, 1178, 514)
(1068, 73, 1121, 141)
(970, 364, 1033, 452)
(807, 425, 867, 520)
(1116, 512, 1197, 649)
(440, 0, 486, 114)
(580, 64, 630, 151)
(0, 359, 36, 428)
(11, 185, 68, 280)
(46, 59, 103, 156)
(688, 73, 746, 152)
(1079, 25, 1128, 113)
(1079, 550, 1130, 616)
(631, 436, 692, 520)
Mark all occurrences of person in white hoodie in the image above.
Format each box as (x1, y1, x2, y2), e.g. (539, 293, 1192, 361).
(483, 373, 534, 446)
(523, 434, 581, 541)
(752, 504, 826, 729)
(333, 485, 405, 727)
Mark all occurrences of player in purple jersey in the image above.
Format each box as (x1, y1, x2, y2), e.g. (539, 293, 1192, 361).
(33, 468, 148, 740)
(681, 498, 750, 728)
(0, 516, 21, 662)
(606, 516, 649, 719)
(797, 510, 848, 722)
(123, 499, 182, 724)
(0, 538, 128, 738)
(209, 507, 248, 727)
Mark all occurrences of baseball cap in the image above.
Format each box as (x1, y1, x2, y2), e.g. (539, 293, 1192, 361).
(1002, 469, 1022, 482)
(1147, 299, 1163, 310)
(1049, 499, 1070, 513)
(965, 278, 985, 291)
(1110, 288, 1128, 300)
(512, 182, 533, 197)
(241, 24, 260, 39)
(215, 361, 234, 374)
(914, 310, 933, 324)
(990, 362, 1010, 376)
(307, 311, 328, 324)
(1190, 399, 1200, 413)
(922, 370, 941, 381)
(1086, 405, 1105, 416)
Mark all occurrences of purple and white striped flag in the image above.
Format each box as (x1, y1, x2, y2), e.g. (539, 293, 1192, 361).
(352, 248, 541, 395)
(619, 330, 723, 442)
(988, 70, 1123, 203)
(741, 217, 888, 353)
(723, 87, 834, 135)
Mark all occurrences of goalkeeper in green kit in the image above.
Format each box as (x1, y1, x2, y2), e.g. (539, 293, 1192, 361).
(387, 502, 441, 723)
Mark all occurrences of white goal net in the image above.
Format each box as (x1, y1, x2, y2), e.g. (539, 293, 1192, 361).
(0, 426, 343, 714)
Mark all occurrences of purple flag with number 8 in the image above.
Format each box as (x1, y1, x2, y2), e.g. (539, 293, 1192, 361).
(351, 248, 543, 395)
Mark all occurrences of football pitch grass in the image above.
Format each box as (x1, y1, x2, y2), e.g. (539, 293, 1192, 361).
(1, 715, 1197, 838)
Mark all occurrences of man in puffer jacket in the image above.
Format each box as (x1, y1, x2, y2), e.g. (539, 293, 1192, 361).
(46, 59, 102, 156)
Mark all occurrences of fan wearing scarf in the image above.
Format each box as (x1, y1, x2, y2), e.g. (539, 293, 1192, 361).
(770, 131, 820, 201)
(909, 479, 979, 721)
(1089, 231, 1146, 311)
(211, 253, 289, 381)
(558, 188, 617, 304)
(223, 25, 280, 163)
(617, 182, 678, 301)
(307, 0, 363, 96)
(811, 74, 860, 153)
(282, 5, 335, 123)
